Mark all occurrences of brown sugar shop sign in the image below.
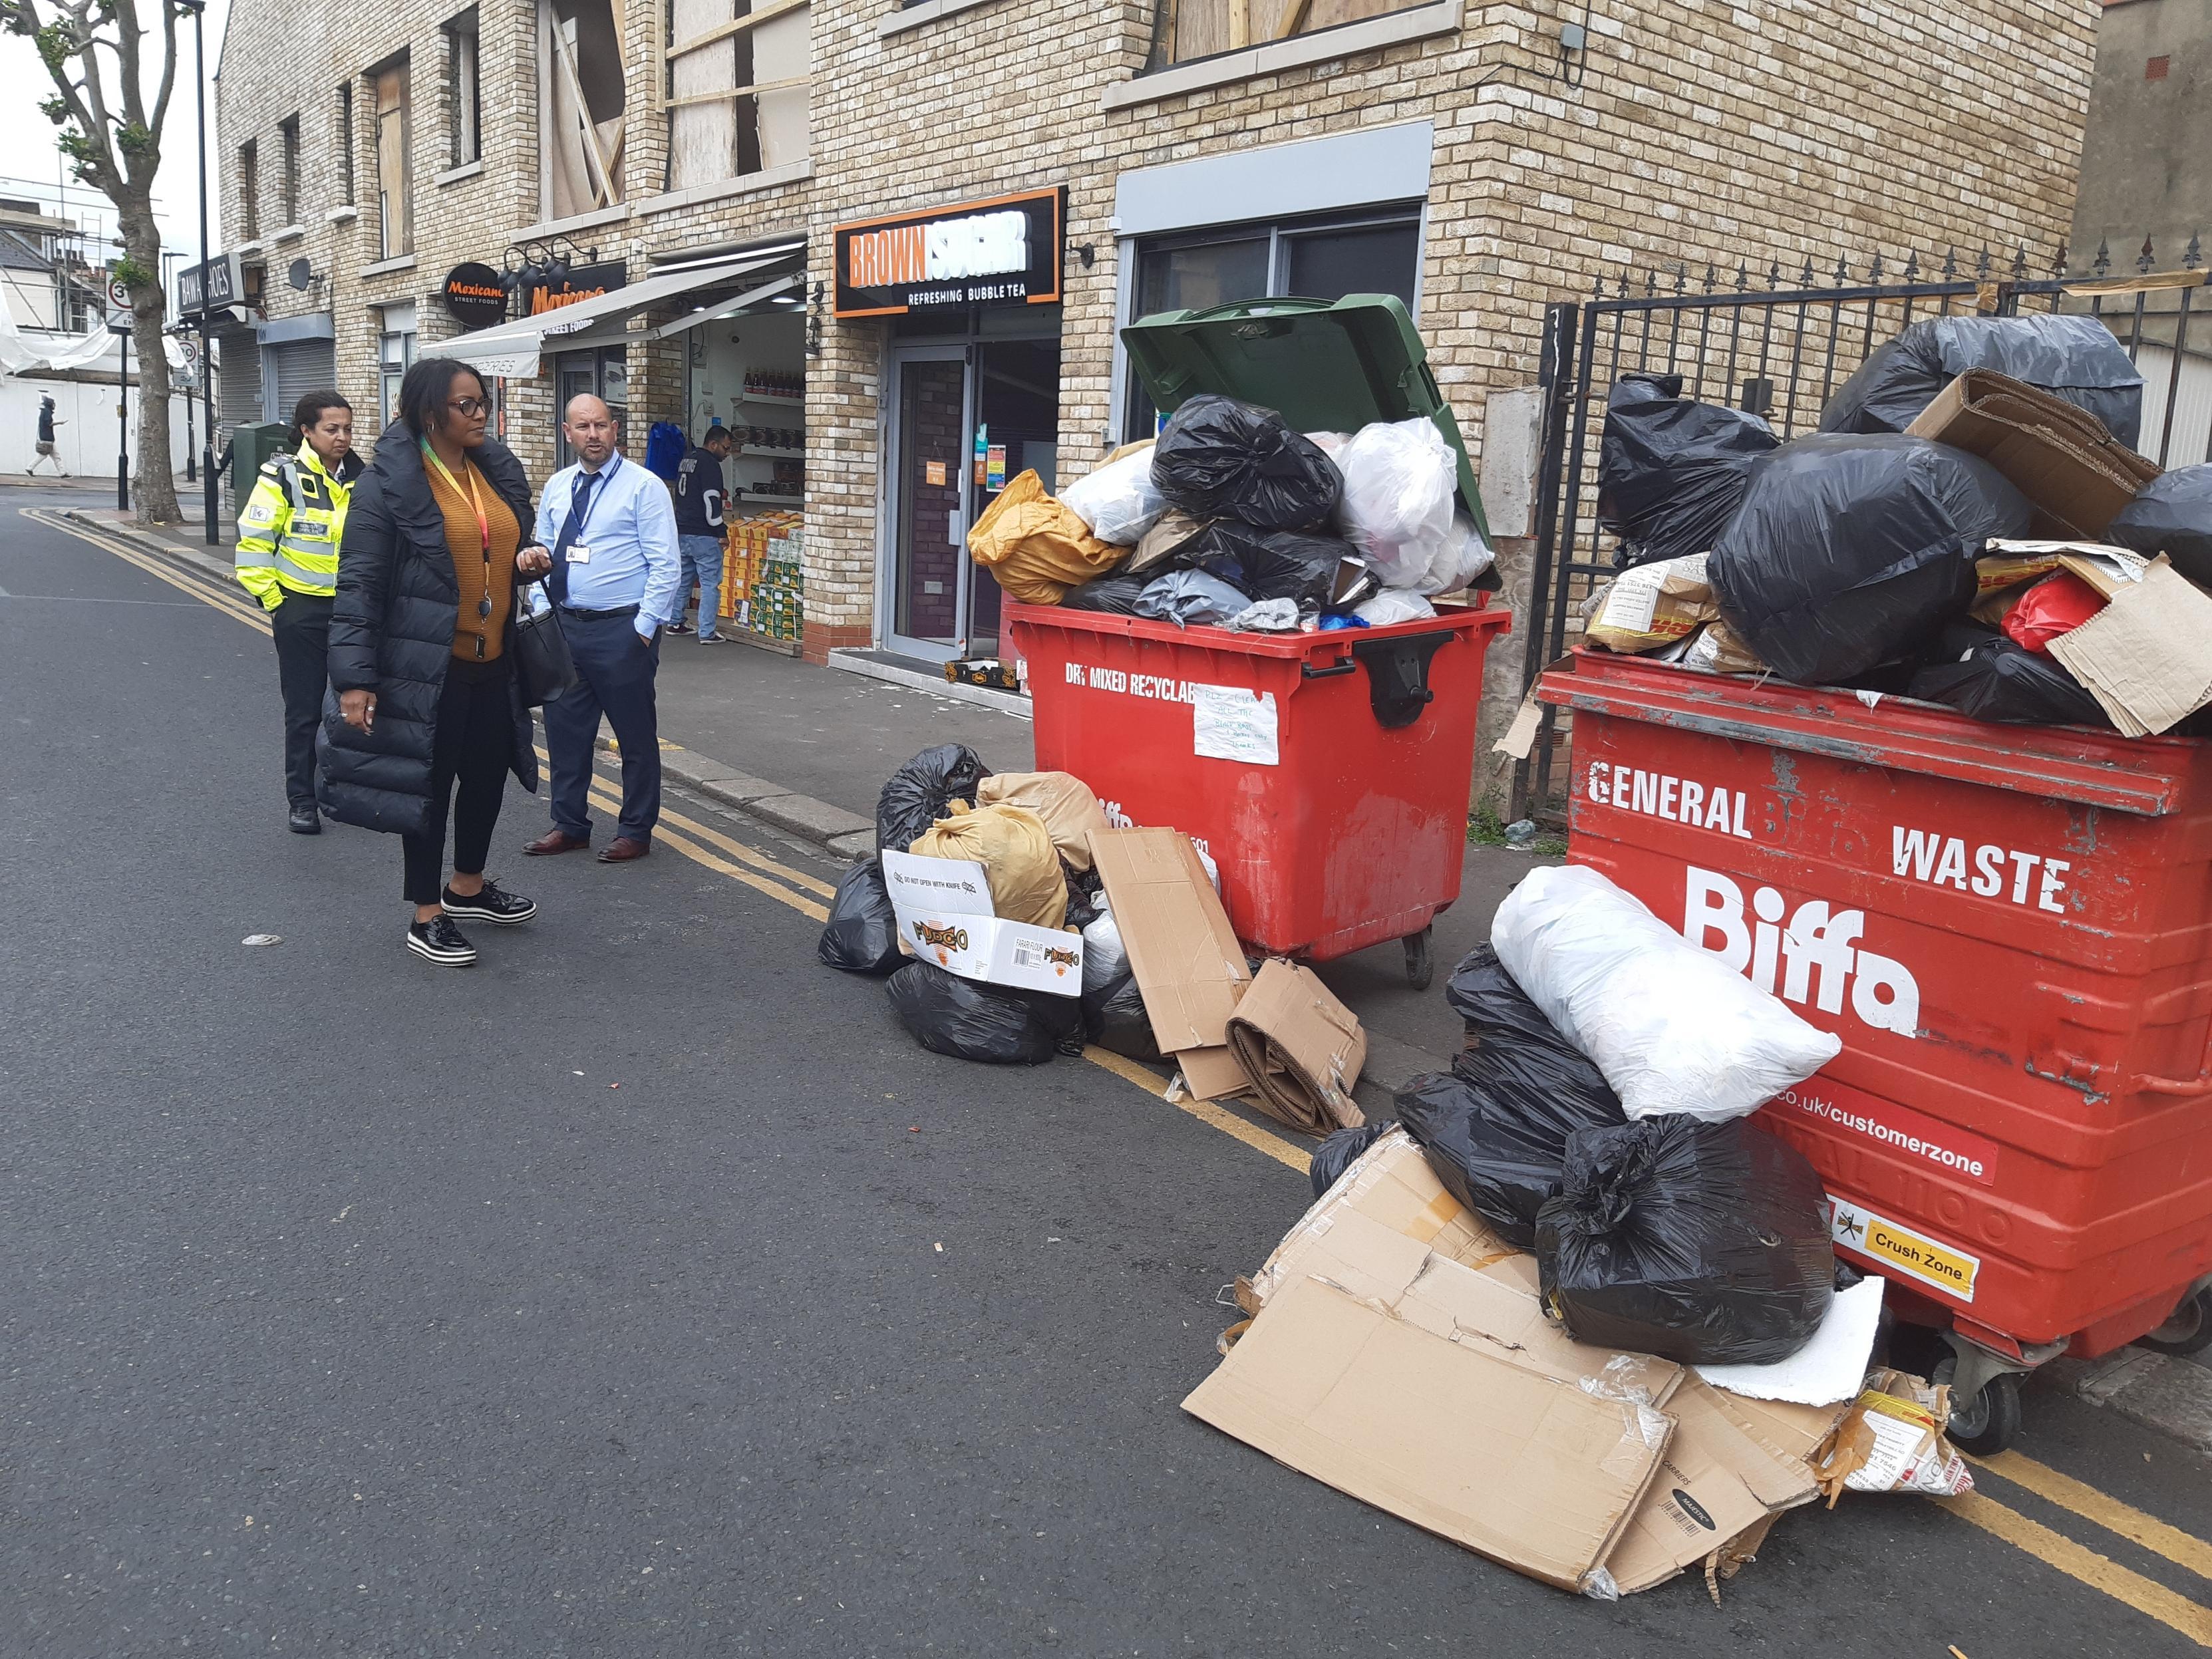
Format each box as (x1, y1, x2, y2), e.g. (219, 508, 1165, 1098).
(833, 188, 1064, 317)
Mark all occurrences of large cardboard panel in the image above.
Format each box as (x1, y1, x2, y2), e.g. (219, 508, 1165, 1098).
(1905, 369, 2159, 539)
(1184, 1270, 1671, 1594)
(1089, 827, 1253, 1055)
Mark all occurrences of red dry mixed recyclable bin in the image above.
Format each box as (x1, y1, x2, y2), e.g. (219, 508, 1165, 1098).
(1009, 599, 1511, 984)
(1539, 647, 2212, 1450)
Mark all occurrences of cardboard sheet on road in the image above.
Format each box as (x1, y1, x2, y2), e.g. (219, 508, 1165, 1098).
(1202, 1130, 1847, 1596)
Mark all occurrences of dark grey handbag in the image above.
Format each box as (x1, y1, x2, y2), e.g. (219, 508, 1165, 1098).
(512, 583, 576, 706)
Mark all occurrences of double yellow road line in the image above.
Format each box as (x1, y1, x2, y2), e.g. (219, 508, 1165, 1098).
(41, 504, 2212, 1644)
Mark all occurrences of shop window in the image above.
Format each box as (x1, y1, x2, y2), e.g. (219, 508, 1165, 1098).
(374, 59, 413, 257)
(543, 0, 628, 219)
(446, 9, 482, 167)
(237, 140, 259, 241)
(336, 82, 356, 206)
(277, 116, 300, 226)
(1146, 0, 1431, 67)
(665, 0, 810, 190)
(378, 303, 418, 429)
(1123, 210, 1420, 440)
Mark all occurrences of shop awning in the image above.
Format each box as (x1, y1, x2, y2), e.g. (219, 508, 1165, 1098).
(653, 271, 803, 338)
(442, 249, 797, 378)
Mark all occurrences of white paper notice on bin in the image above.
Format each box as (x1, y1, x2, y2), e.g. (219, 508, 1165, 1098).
(1191, 684, 1280, 766)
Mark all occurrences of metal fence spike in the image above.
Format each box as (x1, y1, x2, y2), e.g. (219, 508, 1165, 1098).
(1800, 255, 1816, 285)
(1702, 261, 1717, 292)
(1734, 261, 1748, 291)
(1767, 258, 1782, 289)
(2010, 245, 2028, 279)
(1942, 247, 1958, 279)
(2188, 233, 2203, 271)
(1901, 249, 1917, 281)
(1870, 251, 1885, 283)
(1834, 253, 1849, 285)
(2093, 237, 2111, 277)
(2139, 234, 2156, 273)
(1975, 246, 1991, 279)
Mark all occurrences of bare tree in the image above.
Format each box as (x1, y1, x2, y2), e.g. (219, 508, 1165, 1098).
(1, 0, 182, 524)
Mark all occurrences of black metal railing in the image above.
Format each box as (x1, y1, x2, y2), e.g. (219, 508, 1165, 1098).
(1512, 237, 2209, 819)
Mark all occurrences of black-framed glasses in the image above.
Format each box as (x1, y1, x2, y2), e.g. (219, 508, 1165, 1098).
(448, 396, 489, 418)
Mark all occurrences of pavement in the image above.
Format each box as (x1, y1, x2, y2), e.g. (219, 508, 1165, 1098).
(10, 484, 2210, 1655)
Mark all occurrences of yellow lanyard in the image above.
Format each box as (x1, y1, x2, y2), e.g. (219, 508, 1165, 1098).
(420, 442, 490, 557)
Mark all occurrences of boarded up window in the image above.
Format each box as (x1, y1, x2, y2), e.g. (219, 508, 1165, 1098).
(545, 0, 628, 219)
(239, 140, 259, 240)
(1148, 0, 1424, 67)
(375, 63, 412, 257)
(667, 0, 809, 192)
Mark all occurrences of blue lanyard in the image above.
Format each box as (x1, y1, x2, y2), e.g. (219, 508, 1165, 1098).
(571, 455, 619, 539)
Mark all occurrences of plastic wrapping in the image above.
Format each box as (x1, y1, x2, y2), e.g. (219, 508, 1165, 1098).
(1059, 571, 1151, 614)
(1390, 945, 1629, 1245)
(1080, 903, 1126, 992)
(1821, 314, 2146, 446)
(1150, 394, 1344, 530)
(1906, 623, 2112, 728)
(965, 470, 1125, 604)
(1134, 568, 1253, 627)
(909, 802, 1068, 928)
(1179, 521, 1356, 607)
(1060, 444, 1170, 545)
(1081, 970, 1162, 1062)
(1351, 589, 1436, 627)
(1309, 1120, 1396, 1199)
(2106, 466, 2212, 585)
(1708, 434, 2032, 685)
(1491, 863, 1842, 1123)
(1335, 417, 1459, 587)
(2000, 571, 2105, 653)
(1424, 514, 1496, 595)
(876, 744, 990, 853)
(1230, 598, 1303, 632)
(1536, 1116, 1836, 1366)
(1597, 374, 1780, 567)
(817, 856, 902, 975)
(885, 961, 1082, 1066)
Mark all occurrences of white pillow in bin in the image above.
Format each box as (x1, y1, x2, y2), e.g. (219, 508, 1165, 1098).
(1491, 863, 1842, 1124)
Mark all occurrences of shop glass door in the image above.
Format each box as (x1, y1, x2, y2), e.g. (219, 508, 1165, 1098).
(967, 337, 1060, 659)
(887, 346, 971, 660)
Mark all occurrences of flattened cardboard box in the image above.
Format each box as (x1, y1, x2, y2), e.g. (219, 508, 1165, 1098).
(1905, 369, 2159, 539)
(1226, 959, 1367, 1132)
(1210, 1131, 1846, 1596)
(1088, 827, 1255, 1086)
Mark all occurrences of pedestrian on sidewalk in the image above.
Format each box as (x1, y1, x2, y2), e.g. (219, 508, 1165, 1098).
(523, 394, 681, 865)
(667, 422, 731, 642)
(234, 390, 363, 833)
(321, 359, 555, 967)
(26, 394, 67, 476)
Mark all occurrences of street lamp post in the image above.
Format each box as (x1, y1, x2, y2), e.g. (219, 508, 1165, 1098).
(176, 0, 217, 545)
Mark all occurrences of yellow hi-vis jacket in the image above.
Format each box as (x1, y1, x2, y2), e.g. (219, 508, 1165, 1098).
(234, 444, 357, 609)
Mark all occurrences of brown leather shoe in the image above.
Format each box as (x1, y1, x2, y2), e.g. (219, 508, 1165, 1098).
(522, 829, 591, 857)
(597, 835, 651, 863)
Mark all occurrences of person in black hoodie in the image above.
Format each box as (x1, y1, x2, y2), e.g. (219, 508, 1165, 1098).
(321, 358, 555, 966)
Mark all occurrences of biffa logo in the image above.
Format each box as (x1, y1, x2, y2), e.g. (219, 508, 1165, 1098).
(1682, 867, 1920, 1038)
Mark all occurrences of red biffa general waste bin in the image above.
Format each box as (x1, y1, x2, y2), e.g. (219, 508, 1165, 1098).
(1538, 647, 2212, 1451)
(1012, 601, 1511, 983)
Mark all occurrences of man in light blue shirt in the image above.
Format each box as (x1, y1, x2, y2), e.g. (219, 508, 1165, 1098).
(523, 394, 683, 864)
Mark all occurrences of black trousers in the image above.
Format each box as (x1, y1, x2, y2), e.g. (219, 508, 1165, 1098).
(402, 657, 515, 906)
(269, 593, 334, 810)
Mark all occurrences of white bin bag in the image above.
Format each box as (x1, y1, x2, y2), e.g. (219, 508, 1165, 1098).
(1491, 863, 1842, 1123)
(1060, 446, 1168, 546)
(1336, 417, 1457, 589)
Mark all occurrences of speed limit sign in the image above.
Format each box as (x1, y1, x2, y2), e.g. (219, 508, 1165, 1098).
(106, 273, 130, 308)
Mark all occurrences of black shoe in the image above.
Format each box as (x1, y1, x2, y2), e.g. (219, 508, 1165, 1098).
(667, 621, 694, 636)
(406, 914, 478, 966)
(442, 877, 537, 925)
(288, 804, 321, 835)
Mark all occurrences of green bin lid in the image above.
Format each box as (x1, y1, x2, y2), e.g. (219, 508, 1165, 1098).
(1120, 293, 1493, 559)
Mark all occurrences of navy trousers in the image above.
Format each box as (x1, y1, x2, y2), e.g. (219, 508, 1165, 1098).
(542, 611, 662, 842)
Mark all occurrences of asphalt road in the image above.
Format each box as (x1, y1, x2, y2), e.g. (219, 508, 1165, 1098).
(4, 490, 2209, 1657)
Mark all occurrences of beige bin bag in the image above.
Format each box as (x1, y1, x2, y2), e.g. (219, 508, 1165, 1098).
(910, 802, 1070, 929)
(976, 772, 1112, 872)
(965, 470, 1125, 604)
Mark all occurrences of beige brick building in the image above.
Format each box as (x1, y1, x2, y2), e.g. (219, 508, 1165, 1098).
(210, 0, 2098, 678)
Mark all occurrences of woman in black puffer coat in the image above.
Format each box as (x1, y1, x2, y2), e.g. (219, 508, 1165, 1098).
(320, 358, 555, 967)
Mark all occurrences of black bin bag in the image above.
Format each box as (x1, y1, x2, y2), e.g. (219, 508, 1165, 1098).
(1536, 1116, 1835, 1367)
(1150, 394, 1343, 531)
(1392, 947, 1627, 1245)
(2107, 466, 2212, 586)
(1310, 1121, 1396, 1199)
(1906, 623, 2112, 728)
(876, 744, 989, 853)
(1082, 971, 1162, 1063)
(1179, 520, 1354, 606)
(1596, 373, 1778, 568)
(885, 962, 1081, 1066)
(1820, 313, 2145, 447)
(1708, 434, 2031, 686)
(1060, 571, 1152, 615)
(818, 856, 902, 975)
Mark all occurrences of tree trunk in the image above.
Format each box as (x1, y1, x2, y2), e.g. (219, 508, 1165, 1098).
(115, 188, 180, 526)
